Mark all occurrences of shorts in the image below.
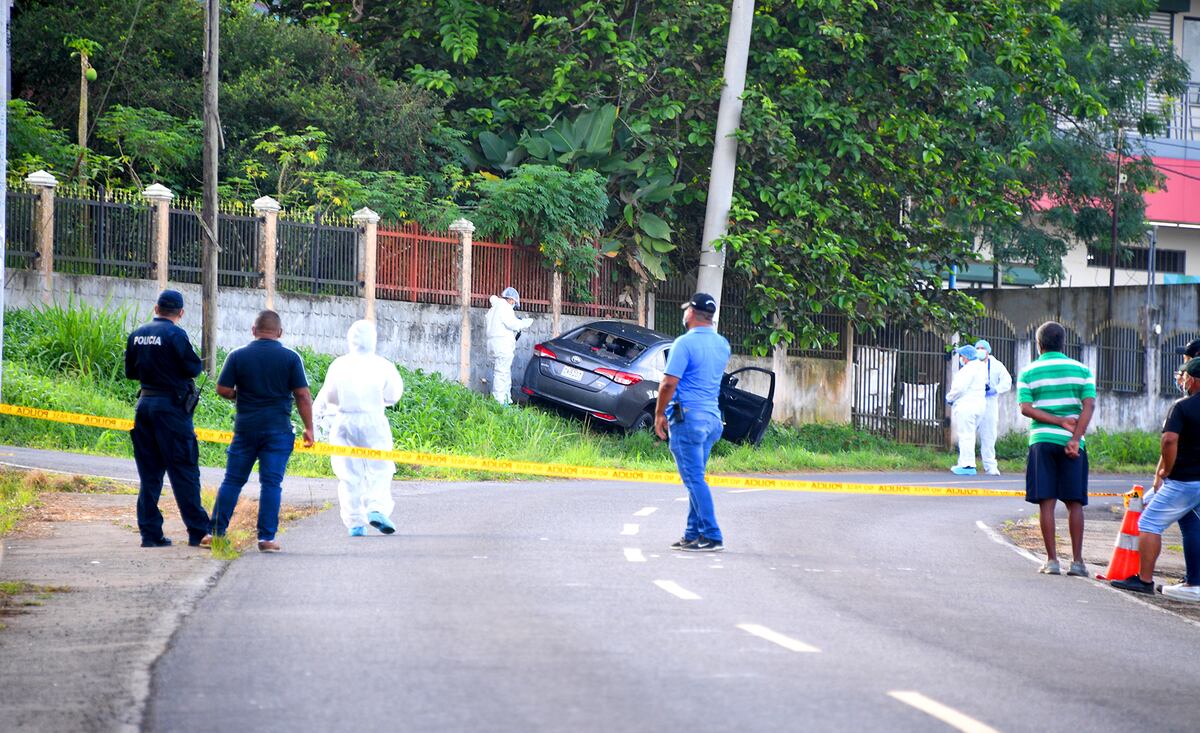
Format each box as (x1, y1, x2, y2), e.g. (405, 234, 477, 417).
(1025, 442, 1089, 505)
(1139, 479, 1200, 535)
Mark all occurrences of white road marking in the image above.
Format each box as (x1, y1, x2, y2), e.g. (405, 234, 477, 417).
(737, 623, 819, 653)
(621, 523, 640, 536)
(728, 488, 766, 493)
(633, 507, 658, 517)
(887, 691, 1001, 733)
(654, 580, 701, 600)
(675, 497, 688, 502)
(975, 520, 1200, 630)
(624, 548, 646, 563)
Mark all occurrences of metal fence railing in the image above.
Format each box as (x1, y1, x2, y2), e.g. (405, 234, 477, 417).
(965, 315, 1018, 373)
(167, 207, 203, 284)
(852, 327, 948, 449)
(471, 239, 551, 314)
(218, 212, 262, 289)
(376, 222, 459, 304)
(1161, 331, 1200, 396)
(562, 253, 637, 321)
(788, 313, 846, 360)
(276, 214, 359, 296)
(5, 186, 38, 268)
(53, 186, 153, 278)
(1095, 324, 1144, 394)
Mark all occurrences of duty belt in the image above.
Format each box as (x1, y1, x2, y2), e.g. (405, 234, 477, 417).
(139, 388, 177, 398)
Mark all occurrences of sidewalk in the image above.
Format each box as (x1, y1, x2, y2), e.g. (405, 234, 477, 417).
(0, 448, 340, 732)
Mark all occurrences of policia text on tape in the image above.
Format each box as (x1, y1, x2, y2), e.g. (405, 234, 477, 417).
(0, 403, 1119, 499)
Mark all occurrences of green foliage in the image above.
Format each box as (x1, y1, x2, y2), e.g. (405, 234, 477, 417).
(4, 300, 133, 384)
(976, 0, 1190, 284)
(474, 165, 609, 297)
(0, 473, 38, 536)
(6, 100, 78, 182)
(95, 105, 202, 189)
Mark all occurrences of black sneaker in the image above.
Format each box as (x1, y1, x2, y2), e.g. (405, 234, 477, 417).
(1111, 575, 1155, 594)
(682, 536, 724, 552)
(141, 536, 173, 548)
(671, 538, 699, 550)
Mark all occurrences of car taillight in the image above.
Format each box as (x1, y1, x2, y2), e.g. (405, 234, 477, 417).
(521, 387, 534, 396)
(534, 344, 557, 359)
(595, 368, 642, 386)
(590, 412, 618, 422)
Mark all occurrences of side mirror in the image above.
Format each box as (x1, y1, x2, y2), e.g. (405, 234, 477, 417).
(726, 375, 739, 388)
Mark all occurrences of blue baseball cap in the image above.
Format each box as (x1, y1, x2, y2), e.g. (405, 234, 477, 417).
(156, 289, 184, 310)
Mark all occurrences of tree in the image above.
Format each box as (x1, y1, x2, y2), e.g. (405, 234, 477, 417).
(976, 0, 1189, 286)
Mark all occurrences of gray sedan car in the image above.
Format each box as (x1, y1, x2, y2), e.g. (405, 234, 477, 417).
(520, 321, 774, 443)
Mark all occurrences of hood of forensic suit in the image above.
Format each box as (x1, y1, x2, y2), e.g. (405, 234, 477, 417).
(346, 319, 378, 355)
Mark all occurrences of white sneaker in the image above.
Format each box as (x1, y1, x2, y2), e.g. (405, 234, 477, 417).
(1162, 583, 1200, 603)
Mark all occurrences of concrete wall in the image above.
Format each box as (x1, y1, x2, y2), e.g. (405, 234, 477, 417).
(976, 284, 1198, 434)
(726, 352, 852, 425)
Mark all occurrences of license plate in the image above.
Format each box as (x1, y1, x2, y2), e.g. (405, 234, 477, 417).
(560, 365, 584, 381)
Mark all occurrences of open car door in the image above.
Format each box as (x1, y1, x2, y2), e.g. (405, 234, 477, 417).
(719, 366, 775, 445)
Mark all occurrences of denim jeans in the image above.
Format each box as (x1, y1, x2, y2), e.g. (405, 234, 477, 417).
(669, 409, 724, 542)
(212, 430, 295, 541)
(1143, 479, 1200, 585)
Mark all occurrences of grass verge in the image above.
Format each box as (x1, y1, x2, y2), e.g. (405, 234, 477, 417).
(199, 488, 327, 559)
(0, 303, 1159, 479)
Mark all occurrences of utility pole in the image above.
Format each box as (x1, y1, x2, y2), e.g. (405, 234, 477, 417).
(1106, 127, 1123, 324)
(1, 0, 10, 401)
(201, 0, 220, 375)
(696, 0, 755, 318)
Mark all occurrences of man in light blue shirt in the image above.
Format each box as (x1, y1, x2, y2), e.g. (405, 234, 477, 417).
(654, 293, 731, 552)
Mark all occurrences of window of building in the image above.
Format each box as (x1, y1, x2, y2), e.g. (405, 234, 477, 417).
(1085, 245, 1186, 274)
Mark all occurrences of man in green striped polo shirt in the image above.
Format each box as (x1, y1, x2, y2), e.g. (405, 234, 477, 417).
(1016, 321, 1097, 577)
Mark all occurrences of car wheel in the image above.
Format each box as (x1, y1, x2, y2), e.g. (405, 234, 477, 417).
(625, 410, 655, 436)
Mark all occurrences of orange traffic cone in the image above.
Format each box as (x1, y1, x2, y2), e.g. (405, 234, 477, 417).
(1097, 485, 1145, 581)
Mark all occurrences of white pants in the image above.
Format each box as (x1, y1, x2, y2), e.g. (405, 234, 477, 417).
(329, 412, 396, 529)
(979, 397, 999, 472)
(489, 339, 515, 404)
(953, 400, 985, 468)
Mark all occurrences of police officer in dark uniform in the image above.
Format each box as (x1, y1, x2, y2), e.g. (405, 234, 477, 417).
(125, 290, 212, 547)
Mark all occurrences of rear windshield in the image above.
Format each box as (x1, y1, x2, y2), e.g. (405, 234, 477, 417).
(569, 328, 648, 362)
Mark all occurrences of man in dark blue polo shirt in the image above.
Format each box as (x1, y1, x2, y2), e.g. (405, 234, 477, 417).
(211, 310, 314, 552)
(654, 293, 731, 552)
(125, 289, 212, 548)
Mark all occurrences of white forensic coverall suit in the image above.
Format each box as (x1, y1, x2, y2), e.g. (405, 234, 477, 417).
(485, 295, 533, 404)
(946, 356, 989, 469)
(313, 320, 405, 530)
(978, 355, 1013, 474)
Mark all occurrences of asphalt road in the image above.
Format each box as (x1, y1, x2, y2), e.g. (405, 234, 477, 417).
(141, 471, 1198, 733)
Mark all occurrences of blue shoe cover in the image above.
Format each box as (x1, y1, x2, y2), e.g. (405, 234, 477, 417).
(368, 511, 396, 534)
(950, 465, 978, 475)
(348, 526, 366, 537)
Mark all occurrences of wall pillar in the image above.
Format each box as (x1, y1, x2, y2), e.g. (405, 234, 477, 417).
(352, 207, 380, 320)
(551, 271, 563, 337)
(646, 291, 656, 330)
(143, 183, 174, 291)
(449, 218, 475, 386)
(25, 170, 57, 304)
(252, 196, 281, 309)
(636, 279, 647, 327)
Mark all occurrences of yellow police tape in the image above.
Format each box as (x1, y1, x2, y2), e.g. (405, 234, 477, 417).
(0, 403, 1125, 498)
